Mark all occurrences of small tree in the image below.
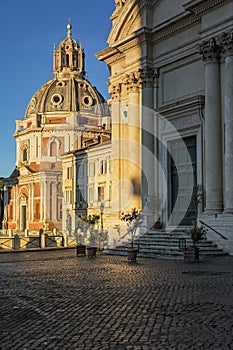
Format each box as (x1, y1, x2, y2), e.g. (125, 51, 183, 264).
(80, 214, 100, 245)
(120, 208, 143, 248)
(188, 221, 208, 247)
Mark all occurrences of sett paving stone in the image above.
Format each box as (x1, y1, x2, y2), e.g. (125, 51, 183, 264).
(0, 249, 233, 349)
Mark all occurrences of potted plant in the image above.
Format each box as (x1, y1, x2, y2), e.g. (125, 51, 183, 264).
(80, 214, 100, 257)
(184, 221, 208, 262)
(121, 208, 143, 262)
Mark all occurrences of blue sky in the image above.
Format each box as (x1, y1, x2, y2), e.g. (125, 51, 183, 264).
(0, 0, 115, 177)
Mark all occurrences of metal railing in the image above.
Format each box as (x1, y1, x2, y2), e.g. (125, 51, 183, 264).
(0, 232, 78, 251)
(199, 219, 228, 240)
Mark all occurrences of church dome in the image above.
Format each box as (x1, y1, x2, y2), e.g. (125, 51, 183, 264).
(25, 22, 107, 119)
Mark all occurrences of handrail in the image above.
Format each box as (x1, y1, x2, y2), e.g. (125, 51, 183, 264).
(199, 219, 228, 240)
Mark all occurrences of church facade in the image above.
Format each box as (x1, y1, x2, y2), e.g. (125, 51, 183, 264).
(2, 1, 233, 253)
(3, 23, 109, 232)
(97, 0, 233, 252)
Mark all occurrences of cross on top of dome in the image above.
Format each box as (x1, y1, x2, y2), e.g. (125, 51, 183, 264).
(67, 17, 72, 38)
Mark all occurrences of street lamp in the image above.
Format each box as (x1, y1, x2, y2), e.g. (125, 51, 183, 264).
(99, 202, 104, 250)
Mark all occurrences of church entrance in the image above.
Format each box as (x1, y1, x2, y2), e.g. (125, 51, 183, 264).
(169, 136, 197, 226)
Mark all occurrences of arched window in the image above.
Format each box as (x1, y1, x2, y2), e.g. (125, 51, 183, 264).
(35, 203, 40, 219)
(66, 54, 69, 66)
(9, 206, 13, 220)
(23, 149, 28, 161)
(50, 142, 57, 157)
(59, 203, 62, 220)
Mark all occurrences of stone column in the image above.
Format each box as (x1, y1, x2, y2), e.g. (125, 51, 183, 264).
(198, 38, 223, 213)
(221, 31, 233, 213)
(140, 67, 155, 209)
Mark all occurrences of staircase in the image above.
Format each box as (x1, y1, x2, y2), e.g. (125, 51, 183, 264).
(107, 229, 227, 259)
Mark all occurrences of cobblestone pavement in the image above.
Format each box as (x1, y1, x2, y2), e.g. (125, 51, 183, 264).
(0, 250, 233, 350)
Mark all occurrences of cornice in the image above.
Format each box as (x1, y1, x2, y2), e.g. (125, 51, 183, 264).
(153, 13, 201, 42)
(184, 0, 225, 15)
(97, 29, 153, 65)
(156, 95, 205, 116)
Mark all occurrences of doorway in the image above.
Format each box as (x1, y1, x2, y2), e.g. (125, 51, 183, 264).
(169, 136, 197, 226)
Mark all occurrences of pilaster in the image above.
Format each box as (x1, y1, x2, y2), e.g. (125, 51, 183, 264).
(220, 31, 233, 213)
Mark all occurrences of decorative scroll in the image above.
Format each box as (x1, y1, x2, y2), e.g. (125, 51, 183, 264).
(115, 0, 127, 10)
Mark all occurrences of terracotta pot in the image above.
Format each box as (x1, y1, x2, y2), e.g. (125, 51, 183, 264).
(76, 244, 86, 257)
(86, 246, 98, 258)
(184, 246, 199, 262)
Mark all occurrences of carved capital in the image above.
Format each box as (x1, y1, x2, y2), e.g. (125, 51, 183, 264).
(123, 71, 141, 93)
(219, 31, 233, 57)
(197, 38, 221, 63)
(139, 67, 159, 88)
(108, 82, 121, 100)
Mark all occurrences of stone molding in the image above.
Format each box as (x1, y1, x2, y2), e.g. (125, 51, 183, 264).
(184, 0, 225, 15)
(197, 38, 221, 63)
(154, 15, 201, 43)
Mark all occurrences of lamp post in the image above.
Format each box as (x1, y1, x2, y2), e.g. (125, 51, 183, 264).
(99, 202, 104, 250)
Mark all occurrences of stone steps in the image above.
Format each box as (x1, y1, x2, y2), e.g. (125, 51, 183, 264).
(107, 229, 227, 259)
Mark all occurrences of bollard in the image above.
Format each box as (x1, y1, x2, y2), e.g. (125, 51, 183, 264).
(8, 229, 12, 237)
(62, 233, 68, 247)
(24, 229, 28, 237)
(14, 234, 20, 250)
(39, 233, 46, 249)
(53, 228, 57, 236)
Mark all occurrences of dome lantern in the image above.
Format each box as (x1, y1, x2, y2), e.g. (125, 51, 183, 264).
(53, 20, 85, 79)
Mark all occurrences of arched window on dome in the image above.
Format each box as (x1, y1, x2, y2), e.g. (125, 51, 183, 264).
(66, 54, 69, 66)
(23, 149, 28, 162)
(50, 142, 57, 157)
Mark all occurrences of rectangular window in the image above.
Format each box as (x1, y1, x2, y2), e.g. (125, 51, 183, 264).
(88, 186, 94, 203)
(89, 162, 95, 176)
(67, 167, 72, 179)
(98, 186, 104, 202)
(78, 164, 84, 178)
(77, 188, 83, 203)
(109, 185, 112, 202)
(99, 160, 107, 174)
(65, 190, 72, 204)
